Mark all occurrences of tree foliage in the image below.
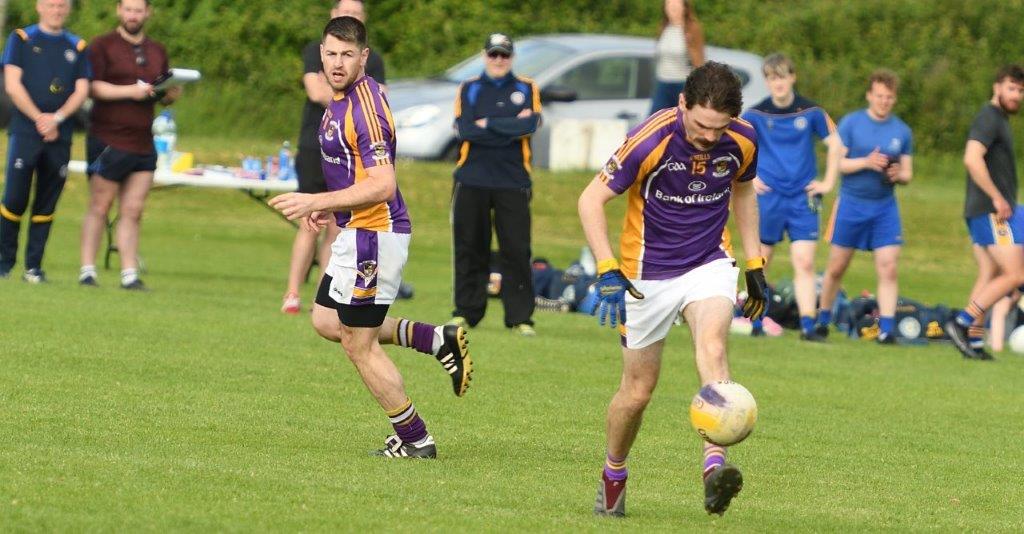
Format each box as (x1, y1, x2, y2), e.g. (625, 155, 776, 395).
(7, 0, 1024, 151)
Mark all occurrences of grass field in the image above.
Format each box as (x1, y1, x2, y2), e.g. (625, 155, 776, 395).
(1, 137, 1023, 531)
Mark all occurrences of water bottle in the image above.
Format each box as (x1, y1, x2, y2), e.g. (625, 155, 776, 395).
(279, 141, 294, 180)
(152, 110, 177, 171)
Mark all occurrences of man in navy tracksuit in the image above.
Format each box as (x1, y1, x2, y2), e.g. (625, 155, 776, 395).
(1, 0, 90, 282)
(451, 33, 542, 335)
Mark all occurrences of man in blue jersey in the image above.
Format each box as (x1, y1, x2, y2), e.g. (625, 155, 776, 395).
(945, 65, 1024, 361)
(0, 0, 90, 282)
(816, 70, 913, 344)
(742, 53, 841, 340)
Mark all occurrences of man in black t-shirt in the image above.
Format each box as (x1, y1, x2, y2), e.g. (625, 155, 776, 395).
(281, 0, 387, 313)
(946, 65, 1024, 360)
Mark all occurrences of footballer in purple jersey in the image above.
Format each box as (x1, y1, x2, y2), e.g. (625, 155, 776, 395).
(270, 17, 473, 460)
(579, 62, 766, 518)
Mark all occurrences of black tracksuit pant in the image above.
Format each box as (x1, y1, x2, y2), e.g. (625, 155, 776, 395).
(0, 134, 70, 273)
(451, 182, 534, 327)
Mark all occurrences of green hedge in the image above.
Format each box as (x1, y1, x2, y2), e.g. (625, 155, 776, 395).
(7, 0, 1024, 152)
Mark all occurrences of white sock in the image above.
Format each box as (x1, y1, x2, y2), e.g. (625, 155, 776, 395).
(79, 265, 97, 281)
(121, 268, 139, 286)
(432, 326, 445, 356)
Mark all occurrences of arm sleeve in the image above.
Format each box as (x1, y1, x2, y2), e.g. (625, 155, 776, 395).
(902, 126, 914, 155)
(485, 80, 542, 137)
(354, 86, 394, 169)
(453, 82, 512, 147)
(74, 39, 91, 80)
(598, 131, 659, 195)
(736, 129, 759, 183)
(968, 109, 997, 148)
(87, 42, 106, 81)
(302, 43, 322, 75)
(812, 108, 836, 139)
(837, 115, 853, 148)
(1, 32, 24, 67)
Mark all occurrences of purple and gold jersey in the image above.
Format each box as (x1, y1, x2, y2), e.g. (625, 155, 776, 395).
(319, 75, 411, 233)
(599, 107, 758, 280)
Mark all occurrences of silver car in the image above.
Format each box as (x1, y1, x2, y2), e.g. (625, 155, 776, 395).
(388, 33, 768, 168)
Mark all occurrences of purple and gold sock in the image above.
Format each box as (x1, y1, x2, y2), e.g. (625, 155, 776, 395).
(386, 398, 429, 444)
(968, 325, 986, 349)
(394, 318, 443, 356)
(604, 453, 627, 481)
(702, 443, 727, 480)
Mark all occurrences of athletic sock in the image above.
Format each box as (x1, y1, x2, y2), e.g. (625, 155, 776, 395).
(79, 265, 97, 281)
(604, 453, 627, 481)
(879, 316, 895, 337)
(956, 301, 985, 327)
(800, 316, 815, 334)
(751, 318, 763, 330)
(393, 318, 444, 357)
(702, 443, 727, 480)
(120, 268, 139, 286)
(968, 325, 986, 349)
(386, 398, 429, 445)
(817, 309, 832, 327)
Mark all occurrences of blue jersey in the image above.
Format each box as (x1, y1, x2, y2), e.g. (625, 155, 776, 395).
(741, 94, 835, 196)
(837, 109, 913, 200)
(1, 25, 90, 140)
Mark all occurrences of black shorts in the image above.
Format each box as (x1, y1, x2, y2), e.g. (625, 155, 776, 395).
(87, 136, 157, 183)
(315, 273, 390, 327)
(296, 145, 326, 194)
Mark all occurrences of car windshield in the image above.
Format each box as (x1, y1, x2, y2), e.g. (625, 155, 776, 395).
(443, 39, 575, 82)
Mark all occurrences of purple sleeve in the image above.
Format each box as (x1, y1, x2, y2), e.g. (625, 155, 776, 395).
(353, 83, 394, 168)
(599, 132, 657, 195)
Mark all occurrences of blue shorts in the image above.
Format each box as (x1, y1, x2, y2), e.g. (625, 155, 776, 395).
(826, 195, 902, 251)
(758, 190, 819, 245)
(966, 207, 1024, 246)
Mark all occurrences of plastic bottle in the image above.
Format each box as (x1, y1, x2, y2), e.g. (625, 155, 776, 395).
(279, 141, 294, 180)
(152, 110, 177, 171)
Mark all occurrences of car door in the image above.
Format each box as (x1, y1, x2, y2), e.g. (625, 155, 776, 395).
(533, 54, 653, 167)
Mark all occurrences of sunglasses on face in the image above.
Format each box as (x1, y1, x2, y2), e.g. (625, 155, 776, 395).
(133, 45, 147, 67)
(487, 51, 510, 59)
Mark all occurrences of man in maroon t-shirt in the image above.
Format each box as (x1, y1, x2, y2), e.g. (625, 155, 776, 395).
(79, 0, 181, 290)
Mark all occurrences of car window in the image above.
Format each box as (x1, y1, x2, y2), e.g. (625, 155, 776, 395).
(444, 40, 574, 82)
(549, 57, 642, 101)
(731, 67, 750, 87)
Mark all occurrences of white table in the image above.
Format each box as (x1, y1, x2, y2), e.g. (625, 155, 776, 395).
(68, 160, 298, 268)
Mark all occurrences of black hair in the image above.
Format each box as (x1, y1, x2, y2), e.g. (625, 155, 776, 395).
(322, 16, 367, 49)
(995, 64, 1024, 85)
(683, 61, 743, 117)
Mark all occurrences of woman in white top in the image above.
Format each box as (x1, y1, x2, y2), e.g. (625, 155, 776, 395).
(650, 0, 705, 114)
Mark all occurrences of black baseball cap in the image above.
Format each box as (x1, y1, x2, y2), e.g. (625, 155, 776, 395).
(484, 33, 513, 55)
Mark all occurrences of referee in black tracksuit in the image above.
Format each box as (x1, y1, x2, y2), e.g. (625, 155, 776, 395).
(451, 33, 541, 336)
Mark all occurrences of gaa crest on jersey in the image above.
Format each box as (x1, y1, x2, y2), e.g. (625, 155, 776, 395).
(602, 155, 622, 179)
(371, 141, 390, 162)
(794, 116, 808, 130)
(65, 49, 76, 63)
(888, 138, 902, 153)
(510, 91, 525, 106)
(325, 120, 338, 142)
(358, 260, 378, 283)
(712, 156, 734, 178)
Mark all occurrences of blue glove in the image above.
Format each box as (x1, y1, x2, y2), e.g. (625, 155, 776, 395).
(592, 260, 644, 328)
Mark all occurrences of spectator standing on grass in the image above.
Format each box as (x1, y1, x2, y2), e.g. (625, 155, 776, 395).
(649, 0, 704, 114)
(741, 53, 841, 340)
(0, 0, 89, 283)
(450, 33, 542, 336)
(815, 70, 913, 345)
(281, 0, 387, 314)
(945, 65, 1024, 361)
(79, 0, 181, 290)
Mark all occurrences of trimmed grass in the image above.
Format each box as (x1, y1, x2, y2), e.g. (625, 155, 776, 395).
(1, 137, 1022, 531)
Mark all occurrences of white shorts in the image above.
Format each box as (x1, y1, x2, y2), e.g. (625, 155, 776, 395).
(322, 228, 411, 306)
(622, 258, 739, 349)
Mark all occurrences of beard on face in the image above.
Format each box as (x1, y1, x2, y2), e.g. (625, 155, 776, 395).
(121, 21, 144, 35)
(999, 93, 1021, 115)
